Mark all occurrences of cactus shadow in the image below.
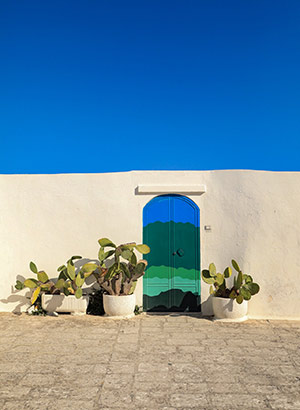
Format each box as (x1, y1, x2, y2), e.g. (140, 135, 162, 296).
(0, 275, 31, 313)
(200, 296, 213, 318)
(73, 258, 100, 288)
(41, 295, 64, 311)
(72, 259, 107, 316)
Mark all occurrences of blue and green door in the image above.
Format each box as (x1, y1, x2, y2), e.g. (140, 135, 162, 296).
(143, 194, 200, 312)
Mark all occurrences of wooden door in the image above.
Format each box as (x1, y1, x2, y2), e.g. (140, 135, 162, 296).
(143, 195, 200, 312)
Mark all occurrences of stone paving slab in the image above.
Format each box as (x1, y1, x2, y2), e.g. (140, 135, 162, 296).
(0, 312, 299, 409)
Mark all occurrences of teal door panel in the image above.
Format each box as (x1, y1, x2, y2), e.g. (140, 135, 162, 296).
(143, 195, 200, 312)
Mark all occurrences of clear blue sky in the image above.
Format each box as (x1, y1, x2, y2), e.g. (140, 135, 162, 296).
(0, 1, 299, 173)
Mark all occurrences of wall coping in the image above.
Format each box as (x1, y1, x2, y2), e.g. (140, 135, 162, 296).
(136, 184, 207, 195)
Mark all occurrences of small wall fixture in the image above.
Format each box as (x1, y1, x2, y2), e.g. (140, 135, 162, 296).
(204, 225, 211, 231)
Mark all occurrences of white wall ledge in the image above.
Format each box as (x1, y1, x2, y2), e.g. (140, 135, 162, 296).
(135, 184, 207, 195)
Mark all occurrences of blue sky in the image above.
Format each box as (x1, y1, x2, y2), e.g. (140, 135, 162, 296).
(0, 1, 299, 173)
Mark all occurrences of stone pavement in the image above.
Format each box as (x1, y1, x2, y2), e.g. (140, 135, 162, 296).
(0, 313, 299, 410)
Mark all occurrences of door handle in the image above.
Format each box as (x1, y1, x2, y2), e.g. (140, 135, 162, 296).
(177, 248, 184, 257)
(172, 249, 184, 257)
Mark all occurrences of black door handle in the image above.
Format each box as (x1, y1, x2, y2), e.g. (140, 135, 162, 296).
(172, 249, 184, 257)
(177, 248, 184, 257)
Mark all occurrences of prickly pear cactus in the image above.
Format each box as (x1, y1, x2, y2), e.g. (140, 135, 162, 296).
(93, 238, 150, 296)
(202, 260, 259, 303)
(230, 259, 260, 304)
(57, 256, 97, 299)
(15, 257, 97, 305)
(15, 262, 55, 304)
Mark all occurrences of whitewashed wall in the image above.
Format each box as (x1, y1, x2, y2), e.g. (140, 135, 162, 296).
(0, 170, 299, 319)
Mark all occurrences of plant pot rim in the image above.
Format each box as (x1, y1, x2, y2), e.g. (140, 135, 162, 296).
(213, 296, 248, 302)
(43, 293, 88, 297)
(103, 294, 135, 297)
(213, 296, 231, 299)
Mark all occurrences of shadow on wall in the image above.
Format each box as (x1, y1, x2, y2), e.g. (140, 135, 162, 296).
(144, 290, 201, 312)
(0, 275, 30, 313)
(1, 258, 101, 313)
(200, 295, 213, 317)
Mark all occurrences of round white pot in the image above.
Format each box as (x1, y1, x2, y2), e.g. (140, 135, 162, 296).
(103, 294, 136, 319)
(212, 297, 248, 322)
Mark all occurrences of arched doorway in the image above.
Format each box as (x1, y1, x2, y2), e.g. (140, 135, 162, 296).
(143, 194, 200, 312)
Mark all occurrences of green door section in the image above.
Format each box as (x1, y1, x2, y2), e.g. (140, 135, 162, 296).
(143, 194, 200, 312)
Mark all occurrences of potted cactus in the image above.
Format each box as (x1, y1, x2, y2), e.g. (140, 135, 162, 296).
(15, 256, 96, 315)
(202, 260, 260, 321)
(92, 238, 150, 318)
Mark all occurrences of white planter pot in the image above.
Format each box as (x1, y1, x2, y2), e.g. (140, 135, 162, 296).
(212, 297, 248, 322)
(103, 294, 136, 319)
(41, 294, 89, 315)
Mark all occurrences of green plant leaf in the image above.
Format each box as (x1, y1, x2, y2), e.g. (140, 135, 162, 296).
(40, 280, 54, 291)
(57, 265, 66, 272)
(15, 280, 25, 290)
(245, 275, 253, 284)
(229, 290, 237, 299)
(29, 262, 38, 274)
(70, 255, 82, 261)
(63, 280, 71, 288)
(209, 263, 216, 276)
(121, 242, 136, 250)
(98, 238, 116, 248)
(201, 269, 215, 284)
(209, 285, 215, 295)
(37, 271, 49, 283)
(58, 270, 67, 280)
(224, 267, 232, 278)
(55, 279, 65, 289)
(215, 273, 224, 286)
(81, 263, 98, 273)
(75, 288, 82, 299)
(104, 249, 115, 259)
(135, 244, 150, 254)
(236, 271, 243, 289)
(232, 260, 241, 272)
(24, 279, 38, 288)
(75, 273, 85, 287)
(121, 249, 133, 260)
(246, 282, 260, 295)
(240, 287, 251, 300)
(98, 247, 105, 262)
(31, 286, 41, 304)
(67, 262, 75, 280)
(236, 294, 244, 304)
(134, 261, 147, 276)
(120, 262, 131, 279)
(203, 278, 215, 284)
(130, 252, 137, 266)
(105, 263, 118, 280)
(129, 280, 137, 295)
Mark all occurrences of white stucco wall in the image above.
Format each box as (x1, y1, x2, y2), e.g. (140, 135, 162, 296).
(0, 170, 299, 319)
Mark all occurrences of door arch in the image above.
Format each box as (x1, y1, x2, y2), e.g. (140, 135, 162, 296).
(143, 194, 200, 312)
